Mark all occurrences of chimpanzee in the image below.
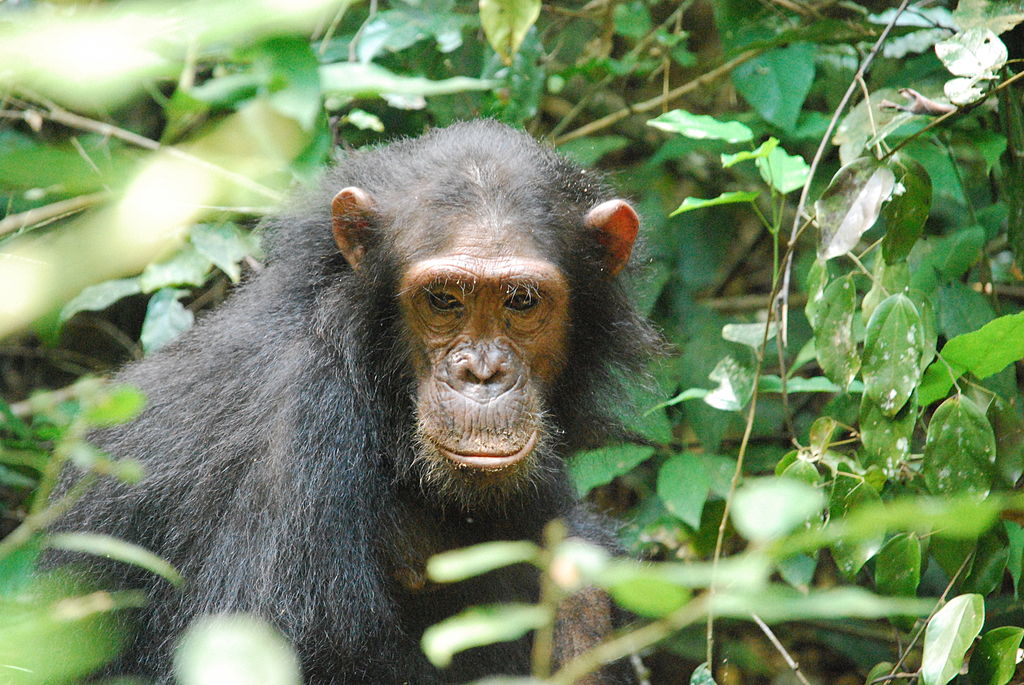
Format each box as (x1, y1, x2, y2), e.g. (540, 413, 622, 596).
(50, 120, 661, 684)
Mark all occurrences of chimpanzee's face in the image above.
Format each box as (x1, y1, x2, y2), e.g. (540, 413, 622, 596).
(398, 236, 570, 489)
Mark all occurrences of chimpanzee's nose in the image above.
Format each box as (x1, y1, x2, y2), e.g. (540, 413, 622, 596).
(449, 342, 515, 395)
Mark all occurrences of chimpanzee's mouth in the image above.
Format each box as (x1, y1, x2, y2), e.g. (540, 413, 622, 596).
(434, 431, 538, 470)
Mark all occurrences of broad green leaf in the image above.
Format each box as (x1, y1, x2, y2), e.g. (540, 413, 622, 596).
(607, 569, 690, 618)
(647, 110, 754, 143)
(942, 311, 1024, 379)
(253, 36, 321, 131)
(320, 63, 497, 98)
(918, 360, 963, 406)
(816, 158, 895, 259)
(803, 257, 829, 328)
(921, 594, 985, 685)
(883, 156, 932, 264)
(937, 282, 995, 340)
(174, 615, 301, 685)
(963, 527, 1010, 596)
(710, 586, 931, 623)
(704, 353, 756, 412)
(969, 626, 1024, 685)
(865, 663, 895, 685)
(756, 145, 810, 195)
(422, 604, 549, 667)
(860, 393, 916, 477)
(721, 322, 776, 349)
(613, 1, 652, 38)
(906, 289, 938, 372)
(191, 223, 259, 283)
(83, 386, 146, 427)
(60, 278, 142, 321)
(1006, 521, 1024, 598)
(657, 454, 711, 528)
(862, 294, 924, 416)
(875, 533, 921, 597)
(923, 396, 996, 496)
(813, 274, 859, 388)
(670, 191, 760, 216)
(829, 473, 884, 577)
(732, 478, 824, 542)
(732, 43, 815, 131)
(862, 259, 909, 324)
(48, 533, 181, 585)
(720, 137, 778, 167)
(427, 541, 539, 583)
(354, 5, 472, 63)
(569, 445, 655, 496)
(691, 662, 717, 685)
(479, 0, 541, 64)
(140, 288, 194, 355)
(138, 247, 213, 293)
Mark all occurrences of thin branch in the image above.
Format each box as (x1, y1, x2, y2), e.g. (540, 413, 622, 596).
(778, 0, 912, 347)
(752, 613, 812, 685)
(554, 49, 760, 145)
(0, 191, 110, 238)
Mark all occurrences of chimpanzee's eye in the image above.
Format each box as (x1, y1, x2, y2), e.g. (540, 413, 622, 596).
(426, 290, 462, 312)
(505, 290, 538, 312)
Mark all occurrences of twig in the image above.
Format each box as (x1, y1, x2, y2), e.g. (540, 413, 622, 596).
(0, 103, 282, 202)
(0, 191, 110, 238)
(752, 613, 812, 685)
(778, 0, 912, 348)
(554, 49, 760, 145)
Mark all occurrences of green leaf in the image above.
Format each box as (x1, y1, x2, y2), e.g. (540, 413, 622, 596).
(732, 478, 824, 542)
(804, 257, 829, 328)
(860, 393, 916, 477)
(657, 454, 711, 528)
(918, 360, 962, 406)
(647, 110, 754, 143)
(720, 137, 778, 167)
(813, 274, 860, 388)
(704, 352, 756, 412)
(320, 63, 497, 98)
(140, 288, 194, 355)
(970, 626, 1024, 685)
(829, 473, 884, 577)
(191, 223, 258, 283)
(862, 294, 924, 416)
(83, 386, 146, 427)
(921, 594, 985, 685)
(421, 604, 550, 667)
(861, 258, 909, 324)
(607, 570, 690, 618)
(875, 533, 921, 597)
(479, 0, 541, 64)
(138, 247, 212, 293)
(426, 541, 539, 583)
(60, 278, 142, 321)
(690, 662, 717, 685)
(732, 43, 815, 131)
(936, 28, 1007, 78)
(48, 533, 182, 585)
(569, 445, 655, 496)
(613, 0, 653, 39)
(756, 144, 810, 195)
(670, 191, 760, 216)
(174, 615, 301, 685)
(758, 375, 864, 394)
(721, 322, 776, 349)
(923, 396, 997, 496)
(253, 36, 321, 131)
(816, 157, 896, 259)
(942, 311, 1024, 379)
(883, 156, 932, 263)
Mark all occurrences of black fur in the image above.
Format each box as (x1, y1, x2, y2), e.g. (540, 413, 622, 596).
(50, 121, 660, 683)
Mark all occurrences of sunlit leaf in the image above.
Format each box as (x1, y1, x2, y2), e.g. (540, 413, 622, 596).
(83, 386, 146, 427)
(48, 533, 181, 586)
(670, 191, 760, 216)
(191, 223, 259, 283)
(816, 158, 895, 259)
(647, 110, 754, 143)
(720, 137, 778, 167)
(138, 246, 212, 293)
(756, 144, 810, 195)
(732, 478, 824, 542)
(175, 614, 301, 685)
(426, 541, 539, 583)
(479, 0, 541, 64)
(942, 311, 1024, 379)
(60, 278, 142, 321)
(935, 28, 1007, 78)
(923, 396, 996, 496)
(704, 353, 756, 412)
(320, 63, 497, 98)
(422, 604, 549, 667)
(921, 594, 985, 685)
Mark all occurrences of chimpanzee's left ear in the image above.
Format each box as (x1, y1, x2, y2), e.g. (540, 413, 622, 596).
(331, 187, 375, 270)
(585, 199, 639, 277)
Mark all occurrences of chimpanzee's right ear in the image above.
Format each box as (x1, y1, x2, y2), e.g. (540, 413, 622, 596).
(331, 187, 375, 270)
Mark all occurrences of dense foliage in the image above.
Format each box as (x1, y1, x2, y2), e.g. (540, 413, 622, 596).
(1, 1, 1023, 683)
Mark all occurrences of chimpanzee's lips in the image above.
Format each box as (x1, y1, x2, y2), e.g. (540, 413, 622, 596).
(435, 431, 538, 469)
